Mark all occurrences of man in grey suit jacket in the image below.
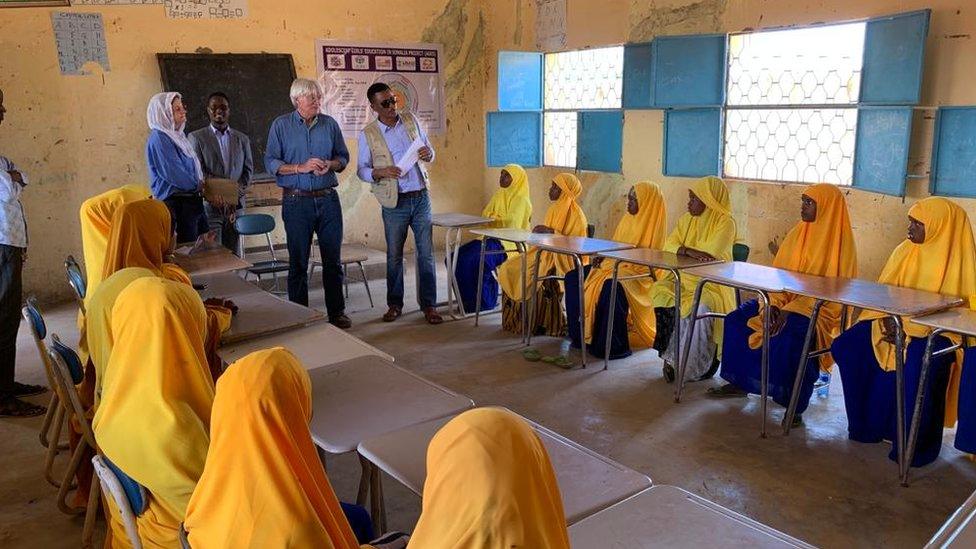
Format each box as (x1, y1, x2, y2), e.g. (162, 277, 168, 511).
(188, 92, 253, 254)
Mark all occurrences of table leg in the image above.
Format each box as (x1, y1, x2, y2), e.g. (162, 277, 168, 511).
(370, 461, 386, 534)
(526, 249, 543, 348)
(675, 278, 707, 403)
(893, 316, 908, 481)
(672, 269, 681, 392)
(474, 235, 487, 327)
(783, 299, 824, 435)
(758, 290, 772, 438)
(356, 453, 370, 506)
(451, 228, 465, 317)
(902, 329, 942, 486)
(519, 243, 528, 343)
(574, 255, 586, 369)
(603, 260, 622, 371)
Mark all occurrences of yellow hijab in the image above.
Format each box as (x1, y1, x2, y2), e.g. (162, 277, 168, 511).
(409, 408, 569, 549)
(93, 277, 213, 544)
(746, 184, 858, 369)
(482, 164, 532, 232)
(101, 198, 189, 284)
(185, 348, 361, 549)
(582, 182, 667, 345)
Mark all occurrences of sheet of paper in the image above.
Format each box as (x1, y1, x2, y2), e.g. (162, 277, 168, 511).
(395, 137, 425, 174)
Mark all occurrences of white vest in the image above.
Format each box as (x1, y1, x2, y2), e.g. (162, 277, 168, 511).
(363, 112, 429, 209)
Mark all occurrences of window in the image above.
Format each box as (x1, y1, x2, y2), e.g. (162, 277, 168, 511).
(723, 23, 866, 185)
(542, 46, 624, 168)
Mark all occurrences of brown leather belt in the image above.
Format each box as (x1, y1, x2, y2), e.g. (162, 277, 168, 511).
(283, 187, 334, 198)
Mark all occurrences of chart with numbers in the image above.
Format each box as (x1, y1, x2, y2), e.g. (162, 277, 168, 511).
(164, 0, 248, 19)
(50, 12, 110, 76)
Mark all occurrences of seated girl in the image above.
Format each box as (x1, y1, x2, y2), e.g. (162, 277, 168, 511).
(831, 197, 976, 468)
(455, 164, 532, 313)
(650, 176, 736, 383)
(564, 181, 667, 359)
(710, 184, 858, 427)
(497, 173, 587, 337)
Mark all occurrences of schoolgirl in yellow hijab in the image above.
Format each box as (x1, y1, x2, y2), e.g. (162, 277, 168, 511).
(93, 277, 214, 548)
(184, 348, 364, 549)
(482, 164, 533, 242)
(409, 407, 569, 549)
(101, 198, 190, 284)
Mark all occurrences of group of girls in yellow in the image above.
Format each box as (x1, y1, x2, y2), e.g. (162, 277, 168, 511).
(458, 167, 976, 471)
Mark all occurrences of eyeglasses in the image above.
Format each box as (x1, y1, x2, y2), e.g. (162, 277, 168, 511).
(380, 97, 397, 108)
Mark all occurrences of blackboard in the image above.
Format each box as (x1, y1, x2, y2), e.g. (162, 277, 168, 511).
(157, 53, 297, 180)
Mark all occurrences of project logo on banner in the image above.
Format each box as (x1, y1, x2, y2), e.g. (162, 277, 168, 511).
(315, 39, 445, 138)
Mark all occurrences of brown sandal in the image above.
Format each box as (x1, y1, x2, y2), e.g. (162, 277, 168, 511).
(423, 307, 443, 325)
(383, 306, 402, 322)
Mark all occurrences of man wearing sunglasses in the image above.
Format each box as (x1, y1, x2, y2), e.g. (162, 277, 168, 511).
(357, 82, 441, 325)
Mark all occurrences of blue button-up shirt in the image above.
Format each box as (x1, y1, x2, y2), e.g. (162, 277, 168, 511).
(356, 116, 434, 193)
(212, 124, 231, 172)
(266, 111, 350, 191)
(146, 129, 200, 200)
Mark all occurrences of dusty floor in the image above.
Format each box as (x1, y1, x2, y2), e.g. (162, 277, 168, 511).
(3, 254, 976, 548)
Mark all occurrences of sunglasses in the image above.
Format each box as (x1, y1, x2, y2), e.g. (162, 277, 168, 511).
(379, 97, 398, 108)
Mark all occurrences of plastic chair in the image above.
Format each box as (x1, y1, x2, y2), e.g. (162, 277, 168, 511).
(65, 255, 86, 314)
(310, 243, 374, 308)
(47, 336, 101, 547)
(732, 243, 751, 306)
(235, 214, 289, 293)
(92, 455, 145, 549)
(21, 297, 67, 486)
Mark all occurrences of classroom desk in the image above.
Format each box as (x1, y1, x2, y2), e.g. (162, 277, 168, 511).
(468, 228, 539, 341)
(926, 487, 976, 548)
(595, 248, 722, 372)
(356, 408, 652, 526)
(431, 213, 494, 319)
(217, 321, 393, 369)
(196, 272, 325, 344)
(568, 485, 814, 548)
(307, 355, 474, 531)
(172, 247, 251, 277)
(527, 236, 635, 368)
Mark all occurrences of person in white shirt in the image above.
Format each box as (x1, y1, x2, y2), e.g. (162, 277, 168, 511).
(0, 88, 46, 417)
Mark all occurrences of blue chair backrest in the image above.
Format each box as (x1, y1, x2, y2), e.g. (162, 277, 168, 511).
(66, 257, 87, 299)
(24, 297, 46, 340)
(234, 213, 275, 236)
(50, 335, 84, 385)
(104, 455, 149, 516)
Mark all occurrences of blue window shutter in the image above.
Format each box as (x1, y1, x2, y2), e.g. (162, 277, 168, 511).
(663, 108, 722, 177)
(651, 34, 727, 108)
(852, 107, 913, 196)
(577, 111, 624, 173)
(623, 42, 654, 109)
(860, 10, 930, 105)
(498, 51, 543, 111)
(486, 111, 542, 168)
(930, 107, 976, 198)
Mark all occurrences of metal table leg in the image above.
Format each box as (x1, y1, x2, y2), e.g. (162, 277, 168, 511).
(474, 234, 487, 326)
(526, 250, 543, 348)
(893, 316, 908, 482)
(672, 269, 681, 391)
(603, 260, 622, 371)
(783, 299, 825, 435)
(758, 290, 772, 438)
(675, 279, 708, 403)
(573, 255, 586, 368)
(519, 243, 528, 343)
(902, 329, 953, 486)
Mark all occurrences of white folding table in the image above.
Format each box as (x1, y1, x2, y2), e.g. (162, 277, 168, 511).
(431, 213, 493, 319)
(217, 321, 393, 368)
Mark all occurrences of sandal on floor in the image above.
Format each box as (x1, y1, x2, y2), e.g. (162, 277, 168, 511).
(0, 395, 47, 418)
(542, 355, 575, 369)
(791, 413, 804, 428)
(522, 348, 543, 362)
(706, 383, 749, 398)
(663, 362, 676, 384)
(11, 382, 47, 397)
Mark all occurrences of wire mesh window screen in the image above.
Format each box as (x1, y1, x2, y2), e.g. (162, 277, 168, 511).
(544, 112, 578, 168)
(724, 23, 865, 185)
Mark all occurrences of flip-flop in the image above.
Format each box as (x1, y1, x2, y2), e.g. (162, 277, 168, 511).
(706, 384, 749, 398)
(542, 355, 575, 369)
(662, 363, 676, 384)
(11, 382, 47, 397)
(522, 348, 542, 362)
(0, 395, 46, 418)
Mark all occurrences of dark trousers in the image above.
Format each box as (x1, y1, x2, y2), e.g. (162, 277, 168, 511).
(0, 245, 23, 394)
(164, 195, 209, 244)
(205, 203, 241, 255)
(281, 192, 344, 317)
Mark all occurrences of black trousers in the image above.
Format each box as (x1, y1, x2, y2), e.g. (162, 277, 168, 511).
(164, 195, 210, 244)
(0, 244, 23, 394)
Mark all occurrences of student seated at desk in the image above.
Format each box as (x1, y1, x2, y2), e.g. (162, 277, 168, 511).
(454, 164, 532, 313)
(497, 173, 587, 337)
(183, 347, 379, 548)
(831, 197, 976, 467)
(711, 184, 858, 426)
(564, 181, 667, 359)
(409, 407, 570, 549)
(93, 277, 215, 549)
(651, 176, 736, 383)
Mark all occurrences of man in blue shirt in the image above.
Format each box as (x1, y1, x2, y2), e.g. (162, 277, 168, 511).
(357, 82, 441, 325)
(266, 78, 351, 328)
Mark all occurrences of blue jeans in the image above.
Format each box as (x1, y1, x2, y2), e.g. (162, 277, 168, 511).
(281, 192, 344, 317)
(382, 191, 436, 309)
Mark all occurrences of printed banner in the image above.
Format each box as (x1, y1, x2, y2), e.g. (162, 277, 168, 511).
(315, 40, 445, 137)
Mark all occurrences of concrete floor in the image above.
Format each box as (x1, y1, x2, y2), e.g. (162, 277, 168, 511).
(3, 254, 976, 548)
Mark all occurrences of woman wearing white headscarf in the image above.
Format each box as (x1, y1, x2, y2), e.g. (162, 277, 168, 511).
(146, 92, 208, 243)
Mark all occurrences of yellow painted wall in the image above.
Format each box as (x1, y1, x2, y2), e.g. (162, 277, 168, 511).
(0, 0, 487, 302)
(484, 0, 976, 280)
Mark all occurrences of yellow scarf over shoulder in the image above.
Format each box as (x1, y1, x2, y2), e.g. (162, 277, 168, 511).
(185, 348, 363, 549)
(498, 173, 588, 301)
(746, 184, 858, 370)
(93, 277, 214, 548)
(483, 164, 533, 253)
(581, 182, 667, 347)
(409, 408, 570, 549)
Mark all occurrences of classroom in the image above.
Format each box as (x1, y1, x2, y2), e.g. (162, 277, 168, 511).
(3, 0, 976, 547)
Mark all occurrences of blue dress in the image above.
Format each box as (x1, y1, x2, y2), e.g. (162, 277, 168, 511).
(954, 347, 976, 453)
(454, 238, 507, 313)
(564, 265, 632, 360)
(719, 300, 820, 414)
(831, 320, 953, 467)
